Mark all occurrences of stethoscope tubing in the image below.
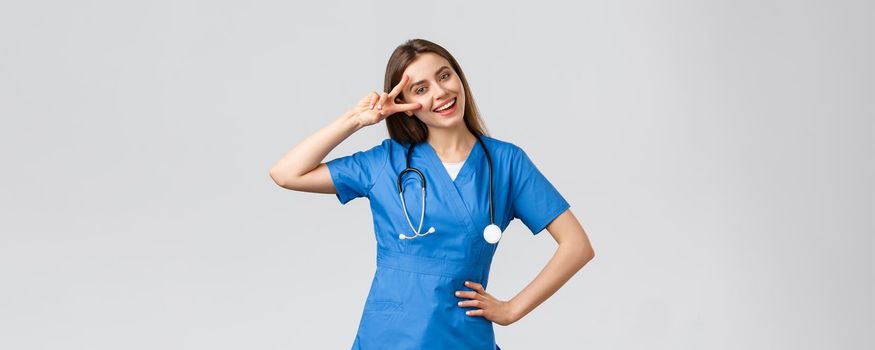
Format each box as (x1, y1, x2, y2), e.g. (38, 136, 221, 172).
(397, 133, 494, 238)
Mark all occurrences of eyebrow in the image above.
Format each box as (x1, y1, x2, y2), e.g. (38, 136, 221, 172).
(409, 66, 450, 92)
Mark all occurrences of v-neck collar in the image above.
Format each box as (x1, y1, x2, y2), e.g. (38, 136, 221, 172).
(423, 139, 481, 185)
(415, 139, 482, 242)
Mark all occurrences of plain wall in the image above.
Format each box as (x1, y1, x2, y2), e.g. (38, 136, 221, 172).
(1, 0, 872, 348)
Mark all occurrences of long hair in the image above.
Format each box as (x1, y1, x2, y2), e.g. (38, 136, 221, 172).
(383, 39, 489, 145)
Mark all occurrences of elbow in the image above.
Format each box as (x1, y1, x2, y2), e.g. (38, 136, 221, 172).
(269, 167, 295, 189)
(576, 243, 595, 266)
(582, 247, 595, 263)
(560, 239, 594, 267)
(555, 231, 595, 265)
(268, 167, 284, 187)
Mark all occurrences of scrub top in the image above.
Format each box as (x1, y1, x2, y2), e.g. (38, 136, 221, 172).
(326, 134, 570, 350)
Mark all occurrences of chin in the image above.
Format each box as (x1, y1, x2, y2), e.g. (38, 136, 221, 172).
(431, 113, 465, 129)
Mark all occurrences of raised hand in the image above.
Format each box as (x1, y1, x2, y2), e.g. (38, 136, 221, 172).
(349, 74, 422, 128)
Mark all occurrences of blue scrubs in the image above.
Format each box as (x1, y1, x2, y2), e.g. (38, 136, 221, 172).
(327, 135, 570, 350)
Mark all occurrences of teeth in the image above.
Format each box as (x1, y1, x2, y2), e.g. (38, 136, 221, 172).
(434, 98, 456, 112)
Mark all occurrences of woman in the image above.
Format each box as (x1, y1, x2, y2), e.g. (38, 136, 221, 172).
(269, 38, 594, 350)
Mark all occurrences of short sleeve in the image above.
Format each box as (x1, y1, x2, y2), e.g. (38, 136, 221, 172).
(510, 146, 571, 235)
(325, 139, 390, 205)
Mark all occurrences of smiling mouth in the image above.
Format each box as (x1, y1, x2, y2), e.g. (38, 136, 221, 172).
(433, 98, 456, 112)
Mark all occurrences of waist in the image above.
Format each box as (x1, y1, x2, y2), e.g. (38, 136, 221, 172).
(376, 247, 491, 279)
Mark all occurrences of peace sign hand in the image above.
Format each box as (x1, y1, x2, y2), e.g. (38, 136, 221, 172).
(349, 74, 422, 128)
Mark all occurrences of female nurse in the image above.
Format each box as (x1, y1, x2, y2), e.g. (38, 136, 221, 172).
(269, 38, 595, 349)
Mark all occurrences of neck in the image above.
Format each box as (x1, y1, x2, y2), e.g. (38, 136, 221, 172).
(426, 123, 476, 160)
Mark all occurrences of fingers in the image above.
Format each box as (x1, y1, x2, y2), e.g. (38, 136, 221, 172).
(465, 281, 486, 294)
(360, 74, 412, 116)
(456, 282, 495, 318)
(456, 281, 488, 300)
(465, 309, 485, 316)
(455, 290, 480, 300)
(382, 102, 421, 117)
(368, 91, 379, 110)
(389, 74, 410, 99)
(458, 299, 484, 308)
(366, 75, 420, 117)
(376, 92, 389, 115)
(456, 290, 485, 317)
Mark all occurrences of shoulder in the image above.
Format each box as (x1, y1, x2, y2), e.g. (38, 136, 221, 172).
(357, 138, 396, 156)
(328, 138, 395, 167)
(377, 137, 408, 157)
(478, 134, 526, 160)
(479, 136, 547, 181)
(375, 137, 396, 150)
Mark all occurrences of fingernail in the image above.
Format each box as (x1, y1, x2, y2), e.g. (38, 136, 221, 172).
(458, 301, 463, 306)
(455, 291, 460, 296)
(466, 311, 471, 315)
(377, 104, 382, 110)
(465, 281, 470, 285)
(370, 104, 374, 109)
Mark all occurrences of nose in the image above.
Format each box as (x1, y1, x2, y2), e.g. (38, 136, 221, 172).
(431, 85, 449, 103)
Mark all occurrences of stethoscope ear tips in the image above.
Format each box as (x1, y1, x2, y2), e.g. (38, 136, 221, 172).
(399, 228, 434, 240)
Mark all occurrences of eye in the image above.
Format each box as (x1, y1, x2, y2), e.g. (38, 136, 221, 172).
(415, 72, 451, 95)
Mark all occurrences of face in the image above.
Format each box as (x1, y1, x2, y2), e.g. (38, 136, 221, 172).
(397, 52, 466, 129)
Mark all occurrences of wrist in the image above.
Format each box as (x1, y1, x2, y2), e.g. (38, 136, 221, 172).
(338, 111, 364, 132)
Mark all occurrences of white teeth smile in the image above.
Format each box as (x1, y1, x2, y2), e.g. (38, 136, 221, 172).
(433, 98, 456, 112)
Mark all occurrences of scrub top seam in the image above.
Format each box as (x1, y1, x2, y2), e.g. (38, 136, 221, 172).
(532, 201, 571, 235)
(365, 141, 391, 198)
(376, 264, 478, 279)
(508, 145, 527, 206)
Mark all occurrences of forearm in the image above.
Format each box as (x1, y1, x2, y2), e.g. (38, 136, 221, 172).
(508, 239, 593, 321)
(269, 112, 363, 185)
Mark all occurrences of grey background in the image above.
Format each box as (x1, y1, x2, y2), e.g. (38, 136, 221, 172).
(1, 0, 872, 349)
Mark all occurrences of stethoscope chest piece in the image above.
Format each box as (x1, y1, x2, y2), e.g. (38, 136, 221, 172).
(483, 224, 502, 244)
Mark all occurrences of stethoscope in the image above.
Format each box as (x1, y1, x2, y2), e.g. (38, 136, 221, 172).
(397, 134, 503, 244)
